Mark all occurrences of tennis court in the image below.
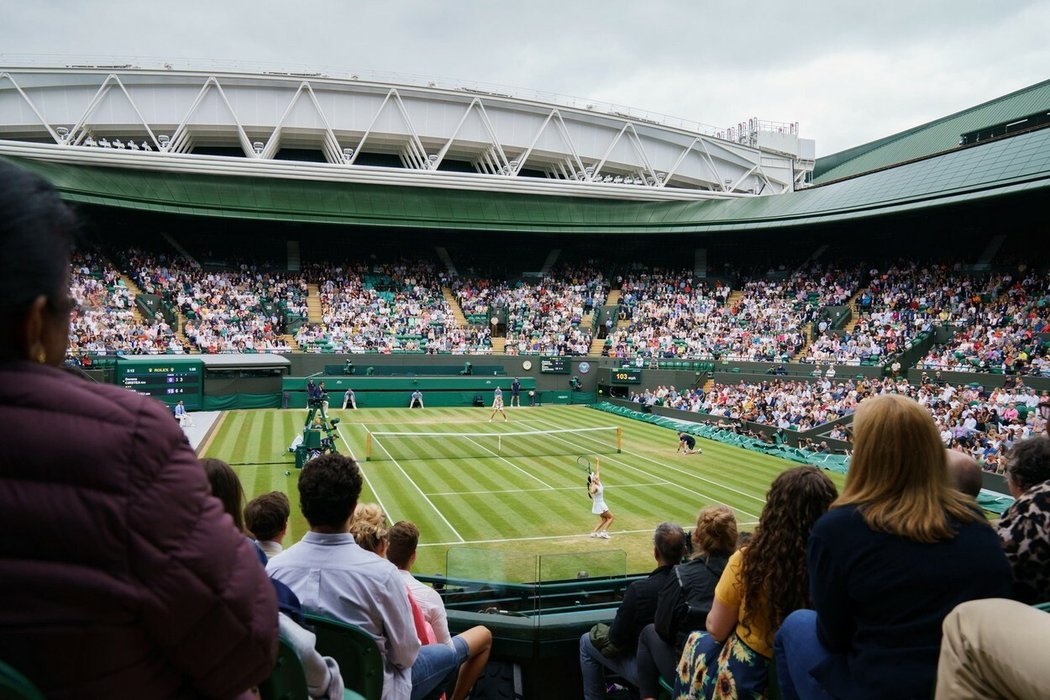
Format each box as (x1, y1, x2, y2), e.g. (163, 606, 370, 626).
(202, 405, 846, 576)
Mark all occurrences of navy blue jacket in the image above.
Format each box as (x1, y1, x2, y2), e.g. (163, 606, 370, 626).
(808, 504, 1012, 700)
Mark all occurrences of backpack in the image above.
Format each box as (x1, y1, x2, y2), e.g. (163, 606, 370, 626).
(653, 554, 729, 654)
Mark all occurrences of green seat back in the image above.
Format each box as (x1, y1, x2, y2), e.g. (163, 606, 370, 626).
(0, 660, 44, 700)
(259, 637, 309, 700)
(306, 614, 384, 700)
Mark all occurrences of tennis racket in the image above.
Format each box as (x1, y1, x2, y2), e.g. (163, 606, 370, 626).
(576, 455, 593, 475)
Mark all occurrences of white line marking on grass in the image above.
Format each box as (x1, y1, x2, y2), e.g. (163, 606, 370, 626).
(460, 435, 556, 489)
(370, 432, 465, 543)
(427, 482, 672, 497)
(528, 415, 762, 520)
(336, 424, 395, 524)
(418, 522, 761, 548)
(533, 413, 768, 506)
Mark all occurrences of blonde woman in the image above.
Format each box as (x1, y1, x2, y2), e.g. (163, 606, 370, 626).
(774, 394, 1012, 700)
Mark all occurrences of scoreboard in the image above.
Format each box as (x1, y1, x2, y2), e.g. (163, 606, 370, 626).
(116, 358, 204, 410)
(540, 356, 570, 374)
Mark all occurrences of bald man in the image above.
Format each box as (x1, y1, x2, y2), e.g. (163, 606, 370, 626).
(946, 449, 982, 499)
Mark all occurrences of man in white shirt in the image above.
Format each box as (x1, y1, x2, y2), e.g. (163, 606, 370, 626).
(387, 521, 492, 700)
(268, 454, 465, 700)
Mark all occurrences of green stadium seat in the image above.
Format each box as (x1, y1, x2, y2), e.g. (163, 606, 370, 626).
(305, 613, 384, 700)
(0, 660, 44, 700)
(258, 636, 308, 700)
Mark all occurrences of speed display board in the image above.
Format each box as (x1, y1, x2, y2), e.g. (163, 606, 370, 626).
(116, 358, 204, 410)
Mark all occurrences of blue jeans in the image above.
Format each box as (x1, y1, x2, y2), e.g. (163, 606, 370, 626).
(773, 610, 835, 700)
(579, 632, 640, 700)
(411, 636, 469, 700)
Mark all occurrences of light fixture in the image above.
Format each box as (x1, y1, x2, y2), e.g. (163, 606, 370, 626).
(253, 141, 264, 155)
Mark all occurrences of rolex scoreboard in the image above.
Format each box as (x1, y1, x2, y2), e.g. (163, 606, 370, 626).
(116, 358, 204, 410)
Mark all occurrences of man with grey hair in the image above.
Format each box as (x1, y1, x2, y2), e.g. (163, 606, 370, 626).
(579, 522, 686, 700)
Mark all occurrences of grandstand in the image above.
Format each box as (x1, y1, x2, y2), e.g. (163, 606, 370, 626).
(3, 62, 1050, 699)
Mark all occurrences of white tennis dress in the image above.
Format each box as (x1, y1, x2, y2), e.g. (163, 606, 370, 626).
(591, 481, 608, 514)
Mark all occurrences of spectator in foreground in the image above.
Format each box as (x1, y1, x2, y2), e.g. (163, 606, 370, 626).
(0, 159, 277, 697)
(388, 520, 493, 700)
(636, 505, 737, 700)
(268, 454, 473, 700)
(245, 491, 292, 559)
(674, 467, 837, 699)
(945, 448, 983, 498)
(996, 435, 1050, 603)
(203, 458, 344, 700)
(579, 522, 687, 700)
(935, 598, 1050, 699)
(774, 394, 1012, 700)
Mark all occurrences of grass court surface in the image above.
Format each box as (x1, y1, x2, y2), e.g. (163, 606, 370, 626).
(202, 405, 846, 578)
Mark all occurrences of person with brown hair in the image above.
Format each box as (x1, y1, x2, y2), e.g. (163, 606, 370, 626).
(0, 160, 276, 698)
(388, 521, 493, 700)
(774, 394, 1012, 700)
(996, 434, 1050, 603)
(673, 467, 838, 699)
(245, 491, 292, 558)
(637, 505, 737, 700)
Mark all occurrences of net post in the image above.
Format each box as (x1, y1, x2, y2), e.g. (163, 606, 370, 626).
(616, 427, 622, 453)
(366, 432, 372, 461)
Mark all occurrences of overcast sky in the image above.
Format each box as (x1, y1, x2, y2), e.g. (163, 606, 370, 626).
(3, 1, 1048, 156)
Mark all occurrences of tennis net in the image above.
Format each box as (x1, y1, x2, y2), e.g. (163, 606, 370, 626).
(365, 426, 622, 461)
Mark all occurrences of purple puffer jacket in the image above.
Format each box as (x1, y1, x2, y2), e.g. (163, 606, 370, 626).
(0, 362, 278, 698)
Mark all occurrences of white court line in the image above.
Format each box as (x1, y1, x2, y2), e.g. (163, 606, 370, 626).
(418, 521, 761, 548)
(536, 409, 769, 506)
(527, 414, 762, 520)
(336, 424, 395, 524)
(427, 482, 672, 497)
(368, 432, 465, 543)
(460, 435, 555, 489)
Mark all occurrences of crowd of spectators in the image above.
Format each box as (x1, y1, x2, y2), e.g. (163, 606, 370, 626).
(919, 270, 1050, 376)
(296, 261, 492, 354)
(66, 251, 180, 358)
(605, 263, 859, 362)
(802, 262, 1024, 366)
(451, 264, 607, 355)
(123, 248, 306, 353)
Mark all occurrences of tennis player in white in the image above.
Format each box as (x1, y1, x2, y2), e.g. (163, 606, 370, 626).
(588, 457, 614, 538)
(488, 386, 508, 422)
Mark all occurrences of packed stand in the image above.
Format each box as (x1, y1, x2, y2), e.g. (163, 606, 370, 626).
(802, 262, 1012, 366)
(919, 270, 1050, 376)
(606, 263, 859, 361)
(297, 261, 491, 354)
(452, 264, 607, 356)
(123, 248, 306, 353)
(67, 251, 180, 358)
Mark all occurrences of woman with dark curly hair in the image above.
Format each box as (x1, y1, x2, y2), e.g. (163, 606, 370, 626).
(673, 467, 837, 699)
(774, 394, 1012, 700)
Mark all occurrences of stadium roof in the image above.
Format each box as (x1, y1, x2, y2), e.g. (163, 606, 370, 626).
(813, 78, 1050, 184)
(5, 121, 1050, 233)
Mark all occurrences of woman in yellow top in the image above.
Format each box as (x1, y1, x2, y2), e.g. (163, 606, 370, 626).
(674, 466, 837, 699)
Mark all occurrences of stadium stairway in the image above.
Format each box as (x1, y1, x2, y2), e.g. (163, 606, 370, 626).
(441, 286, 469, 328)
(117, 273, 146, 325)
(605, 289, 622, 307)
(843, 288, 867, 334)
(491, 337, 506, 353)
(281, 333, 299, 352)
(792, 322, 815, 360)
(306, 284, 323, 324)
(702, 377, 715, 393)
(726, 289, 745, 309)
(588, 336, 607, 356)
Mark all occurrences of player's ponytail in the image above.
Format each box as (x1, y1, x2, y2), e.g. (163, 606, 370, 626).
(586, 473, 593, 499)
